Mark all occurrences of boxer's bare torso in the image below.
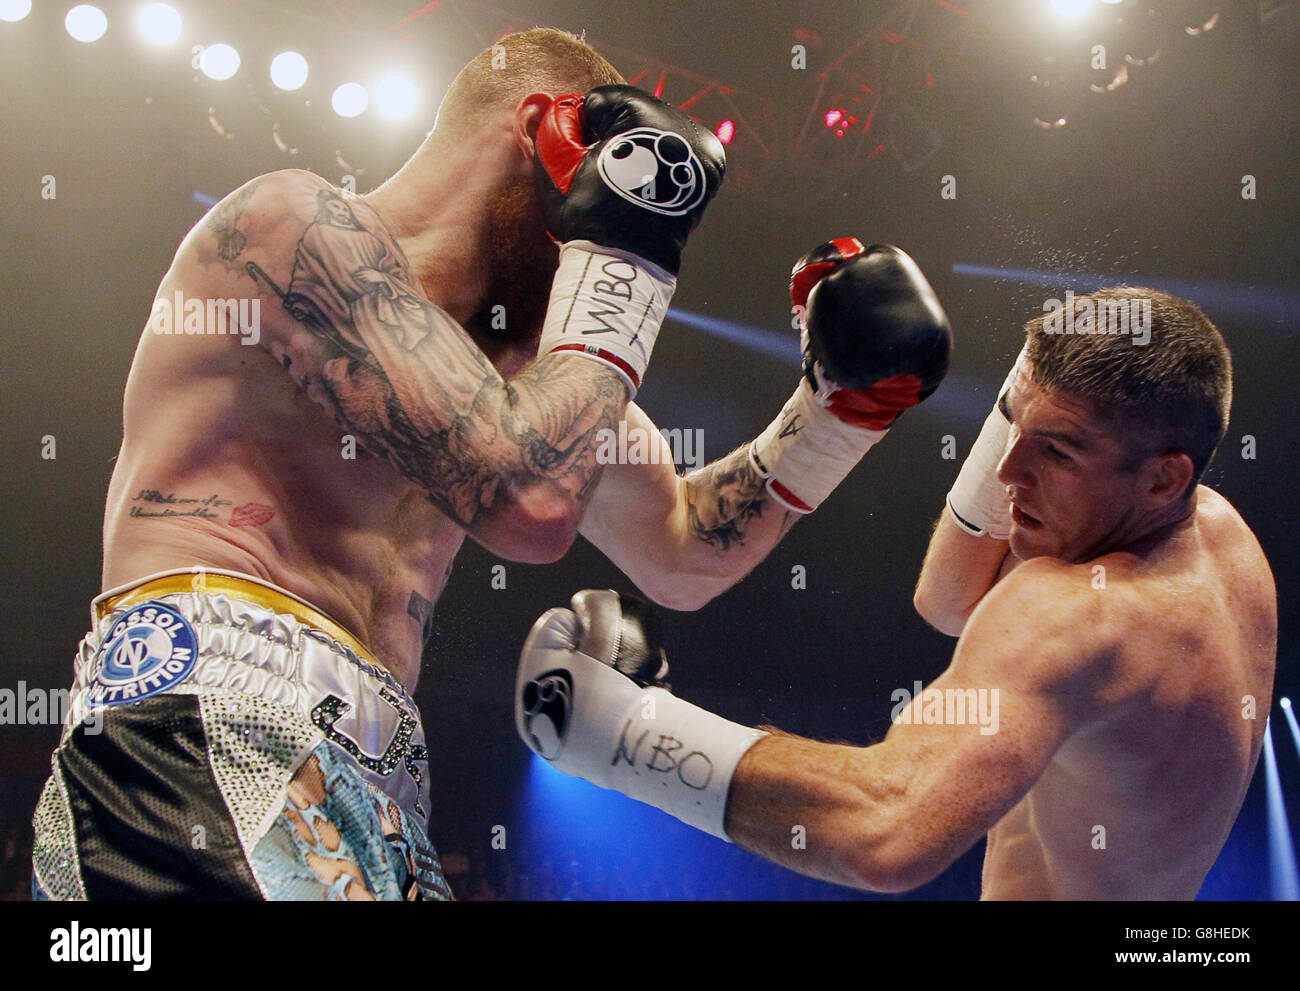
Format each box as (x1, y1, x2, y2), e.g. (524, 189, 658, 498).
(727, 488, 1275, 901)
(104, 171, 531, 686)
(102, 167, 799, 692)
(979, 487, 1275, 898)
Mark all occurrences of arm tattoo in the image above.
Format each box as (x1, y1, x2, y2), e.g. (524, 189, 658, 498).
(685, 447, 795, 551)
(226, 183, 626, 529)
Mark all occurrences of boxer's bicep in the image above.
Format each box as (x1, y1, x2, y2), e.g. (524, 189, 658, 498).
(851, 647, 1077, 889)
(729, 567, 1108, 892)
(855, 565, 1116, 883)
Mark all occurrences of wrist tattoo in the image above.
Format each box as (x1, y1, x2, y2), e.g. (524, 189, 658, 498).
(686, 449, 791, 551)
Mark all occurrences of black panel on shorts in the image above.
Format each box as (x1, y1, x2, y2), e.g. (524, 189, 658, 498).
(58, 694, 263, 900)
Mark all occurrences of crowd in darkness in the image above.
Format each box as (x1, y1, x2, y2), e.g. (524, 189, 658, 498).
(0, 821, 31, 901)
(0, 799, 976, 901)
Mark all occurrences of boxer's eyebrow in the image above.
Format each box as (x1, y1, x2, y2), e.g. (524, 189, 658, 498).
(1001, 391, 1087, 449)
(1035, 427, 1087, 450)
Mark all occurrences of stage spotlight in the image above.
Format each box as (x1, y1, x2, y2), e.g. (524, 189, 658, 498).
(65, 5, 107, 43)
(333, 82, 368, 118)
(200, 43, 240, 81)
(270, 51, 309, 91)
(1262, 720, 1300, 900)
(668, 308, 801, 366)
(0, 0, 32, 24)
(375, 74, 417, 117)
(1283, 699, 1299, 757)
(715, 119, 735, 145)
(138, 3, 180, 45)
(822, 107, 858, 138)
(1049, 0, 1090, 17)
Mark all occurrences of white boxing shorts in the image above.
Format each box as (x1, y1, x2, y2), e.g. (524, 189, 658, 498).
(30, 569, 451, 901)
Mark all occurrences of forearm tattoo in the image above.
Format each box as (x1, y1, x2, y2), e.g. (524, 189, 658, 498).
(685, 447, 795, 551)
(212, 181, 627, 530)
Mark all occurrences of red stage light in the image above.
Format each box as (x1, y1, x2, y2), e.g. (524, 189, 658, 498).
(715, 119, 735, 144)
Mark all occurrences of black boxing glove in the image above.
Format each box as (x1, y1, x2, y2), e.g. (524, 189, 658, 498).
(534, 84, 725, 275)
(795, 238, 952, 427)
(750, 238, 953, 512)
(533, 86, 726, 395)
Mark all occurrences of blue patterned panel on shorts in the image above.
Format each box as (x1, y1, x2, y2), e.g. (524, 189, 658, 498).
(251, 740, 451, 901)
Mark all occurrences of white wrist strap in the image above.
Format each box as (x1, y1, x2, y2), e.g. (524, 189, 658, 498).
(539, 240, 676, 397)
(946, 406, 1012, 538)
(751, 377, 889, 513)
(601, 689, 767, 841)
(945, 349, 1025, 539)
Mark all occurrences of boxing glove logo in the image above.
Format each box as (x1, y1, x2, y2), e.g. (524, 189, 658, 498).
(520, 669, 574, 759)
(596, 127, 706, 217)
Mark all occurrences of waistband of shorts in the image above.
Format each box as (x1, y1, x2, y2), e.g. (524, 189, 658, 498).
(95, 569, 377, 668)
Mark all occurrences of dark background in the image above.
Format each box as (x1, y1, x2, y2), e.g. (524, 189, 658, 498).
(0, 0, 1296, 900)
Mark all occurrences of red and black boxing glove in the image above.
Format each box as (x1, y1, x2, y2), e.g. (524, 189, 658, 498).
(534, 84, 726, 276)
(533, 85, 726, 396)
(792, 238, 952, 429)
(750, 238, 953, 512)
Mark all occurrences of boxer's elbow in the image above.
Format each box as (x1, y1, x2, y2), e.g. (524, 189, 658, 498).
(830, 789, 949, 893)
(840, 826, 942, 894)
(638, 576, 725, 612)
(637, 554, 749, 611)
(912, 582, 969, 637)
(845, 852, 939, 895)
(481, 499, 581, 564)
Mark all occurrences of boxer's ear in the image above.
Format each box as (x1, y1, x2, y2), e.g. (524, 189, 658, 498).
(513, 93, 555, 158)
(1140, 450, 1195, 509)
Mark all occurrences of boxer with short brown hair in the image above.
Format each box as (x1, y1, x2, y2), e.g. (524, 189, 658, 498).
(518, 286, 1276, 900)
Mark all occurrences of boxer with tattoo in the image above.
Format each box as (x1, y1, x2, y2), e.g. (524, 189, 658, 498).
(32, 28, 944, 901)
